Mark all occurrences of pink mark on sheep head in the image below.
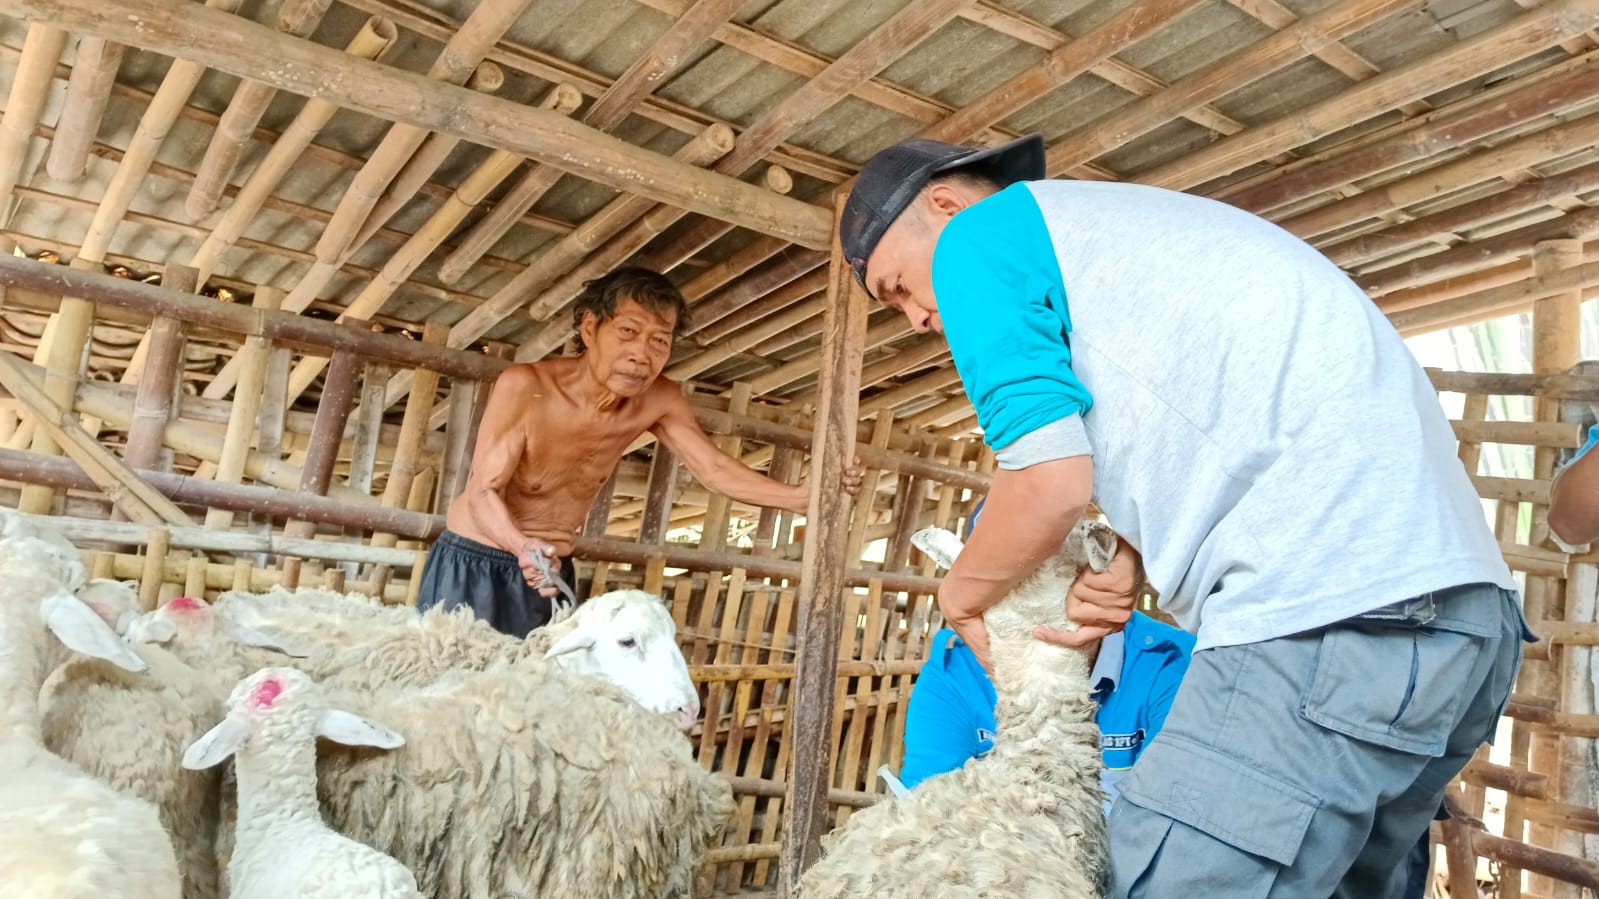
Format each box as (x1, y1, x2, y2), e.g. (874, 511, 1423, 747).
(249, 676, 284, 710)
(168, 596, 205, 613)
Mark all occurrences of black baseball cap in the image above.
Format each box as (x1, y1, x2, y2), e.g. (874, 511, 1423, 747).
(840, 133, 1046, 296)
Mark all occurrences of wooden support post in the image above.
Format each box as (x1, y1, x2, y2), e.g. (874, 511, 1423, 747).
(250, 340, 292, 564)
(781, 195, 868, 891)
(139, 527, 169, 611)
(368, 322, 445, 554)
(18, 257, 97, 513)
(435, 375, 480, 515)
(121, 264, 195, 472)
(205, 286, 282, 530)
(701, 382, 753, 551)
(640, 436, 681, 546)
(281, 348, 363, 581)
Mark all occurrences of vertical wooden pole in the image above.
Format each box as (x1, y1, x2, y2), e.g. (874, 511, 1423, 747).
(122, 265, 195, 473)
(368, 322, 444, 550)
(342, 360, 389, 578)
(583, 469, 619, 539)
(18, 256, 97, 513)
(640, 438, 680, 545)
(1530, 239, 1582, 899)
(251, 341, 292, 565)
(206, 286, 283, 530)
(281, 348, 363, 583)
(139, 527, 169, 611)
(780, 192, 867, 891)
(702, 382, 753, 551)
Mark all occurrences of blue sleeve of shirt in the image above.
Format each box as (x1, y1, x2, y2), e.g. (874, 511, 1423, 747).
(902, 635, 982, 789)
(931, 183, 1093, 453)
(1576, 424, 1599, 464)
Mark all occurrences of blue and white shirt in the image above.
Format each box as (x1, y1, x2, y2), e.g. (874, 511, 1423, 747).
(900, 611, 1194, 815)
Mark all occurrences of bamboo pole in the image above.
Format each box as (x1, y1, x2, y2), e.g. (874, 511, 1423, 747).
(782, 194, 868, 890)
(121, 264, 194, 473)
(667, 294, 827, 382)
(1359, 207, 1599, 297)
(345, 61, 508, 254)
(640, 438, 680, 545)
(1284, 113, 1599, 241)
(44, 35, 123, 183)
(18, 256, 96, 513)
(187, 16, 400, 285)
(281, 348, 363, 583)
(15, 512, 420, 567)
(376, 124, 737, 407)
(184, 0, 336, 219)
(251, 341, 292, 564)
(1138, 0, 1599, 191)
(77, 0, 246, 266)
(368, 322, 445, 552)
(1326, 160, 1599, 269)
(0, 352, 191, 526)
(0, 255, 506, 381)
(204, 287, 282, 530)
(433, 0, 753, 283)
(0, 24, 67, 224)
(1044, 0, 1413, 175)
(0, 446, 441, 538)
(1389, 259, 1599, 335)
(1220, 61, 1599, 214)
(684, 250, 829, 338)
(298, 0, 538, 285)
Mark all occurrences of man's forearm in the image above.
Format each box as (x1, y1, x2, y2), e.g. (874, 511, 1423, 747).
(707, 464, 808, 515)
(467, 485, 536, 555)
(1550, 450, 1599, 545)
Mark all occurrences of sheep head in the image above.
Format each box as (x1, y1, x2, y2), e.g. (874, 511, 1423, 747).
(912, 518, 1119, 646)
(541, 589, 701, 731)
(183, 666, 403, 769)
(0, 530, 145, 674)
(127, 596, 311, 658)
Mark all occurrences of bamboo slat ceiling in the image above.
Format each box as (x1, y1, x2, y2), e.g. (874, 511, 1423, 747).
(0, 0, 1597, 435)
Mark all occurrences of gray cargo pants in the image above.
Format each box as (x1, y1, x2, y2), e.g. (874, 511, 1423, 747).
(1108, 582, 1532, 898)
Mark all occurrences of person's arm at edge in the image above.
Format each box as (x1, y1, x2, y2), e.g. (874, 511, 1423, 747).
(459, 366, 557, 592)
(1549, 438, 1599, 546)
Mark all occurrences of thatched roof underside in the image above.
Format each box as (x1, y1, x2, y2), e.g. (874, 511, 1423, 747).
(0, 0, 1596, 473)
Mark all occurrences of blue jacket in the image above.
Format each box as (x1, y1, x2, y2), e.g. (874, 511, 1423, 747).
(901, 611, 1194, 814)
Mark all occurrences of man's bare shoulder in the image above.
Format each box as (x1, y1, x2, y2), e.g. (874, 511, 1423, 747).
(641, 373, 690, 416)
(493, 359, 569, 390)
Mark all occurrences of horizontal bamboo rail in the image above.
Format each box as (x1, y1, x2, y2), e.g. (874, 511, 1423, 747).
(1428, 367, 1599, 400)
(16, 511, 418, 566)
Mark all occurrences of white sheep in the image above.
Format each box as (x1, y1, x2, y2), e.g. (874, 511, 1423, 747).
(182, 666, 421, 899)
(265, 663, 735, 899)
(0, 527, 182, 899)
(796, 519, 1119, 899)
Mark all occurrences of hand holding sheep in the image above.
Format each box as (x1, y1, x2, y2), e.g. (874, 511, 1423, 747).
(1035, 540, 1142, 651)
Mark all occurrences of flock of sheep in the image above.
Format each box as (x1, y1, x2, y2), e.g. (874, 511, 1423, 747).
(0, 505, 1120, 899)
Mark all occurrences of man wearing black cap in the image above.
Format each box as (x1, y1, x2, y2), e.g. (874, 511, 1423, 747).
(840, 134, 1533, 897)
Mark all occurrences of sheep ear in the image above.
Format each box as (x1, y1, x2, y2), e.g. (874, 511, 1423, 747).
(75, 579, 137, 634)
(910, 527, 963, 571)
(317, 710, 404, 749)
(1065, 521, 1119, 573)
(228, 623, 311, 658)
(128, 614, 178, 645)
(183, 715, 250, 769)
(40, 592, 148, 673)
(544, 628, 596, 660)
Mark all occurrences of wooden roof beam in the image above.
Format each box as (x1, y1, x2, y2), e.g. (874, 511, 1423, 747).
(435, 0, 751, 284)
(0, 25, 66, 225)
(1325, 158, 1599, 268)
(44, 34, 120, 183)
(1138, 0, 1599, 191)
(1280, 111, 1599, 239)
(1045, 0, 1419, 176)
(1357, 205, 1599, 296)
(0, 0, 834, 240)
(1219, 55, 1599, 215)
(185, 0, 336, 219)
(1389, 258, 1599, 335)
(694, 268, 831, 348)
(1225, 0, 1430, 116)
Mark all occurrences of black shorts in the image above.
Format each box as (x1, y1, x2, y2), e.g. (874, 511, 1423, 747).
(414, 529, 575, 638)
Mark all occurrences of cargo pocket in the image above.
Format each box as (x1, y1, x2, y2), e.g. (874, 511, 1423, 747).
(1113, 735, 1318, 897)
(1300, 619, 1491, 757)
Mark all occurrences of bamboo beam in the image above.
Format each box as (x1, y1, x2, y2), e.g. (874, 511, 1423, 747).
(859, 367, 962, 419)
(0, 0, 833, 249)
(1326, 160, 1599, 268)
(922, 0, 1204, 144)
(0, 255, 507, 380)
(44, 35, 122, 183)
(300, 0, 537, 284)
(1376, 260, 1532, 315)
(346, 61, 509, 254)
(1428, 368, 1599, 401)
(640, 439, 680, 545)
(77, 0, 245, 265)
(204, 286, 282, 530)
(282, 348, 363, 583)
(1284, 113, 1599, 241)
(0, 24, 67, 224)
(17, 512, 419, 567)
(749, 319, 912, 397)
(0, 446, 441, 538)
(120, 263, 194, 472)
(1044, 0, 1413, 175)
(1225, 0, 1425, 114)
(0, 352, 191, 526)
(782, 195, 868, 889)
(1388, 259, 1599, 335)
(1360, 207, 1599, 297)
(667, 294, 827, 382)
(184, 0, 335, 219)
(1138, 0, 1599, 191)
(436, 375, 481, 516)
(1220, 59, 1599, 215)
(685, 250, 829, 339)
(435, 0, 750, 283)
(369, 323, 445, 550)
(377, 124, 736, 407)
(18, 256, 95, 513)
(1467, 830, 1599, 889)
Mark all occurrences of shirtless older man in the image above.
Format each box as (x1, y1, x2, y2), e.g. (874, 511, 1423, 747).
(417, 267, 864, 637)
